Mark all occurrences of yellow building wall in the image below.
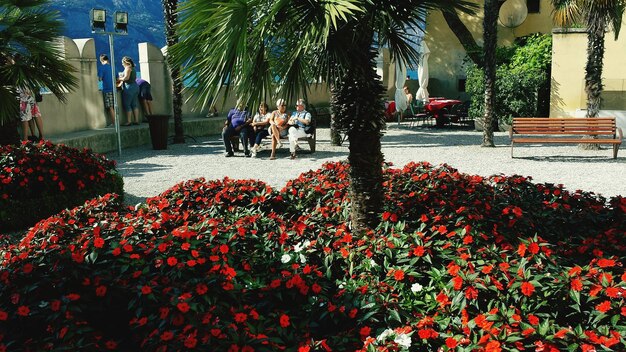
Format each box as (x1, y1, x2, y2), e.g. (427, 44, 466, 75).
(424, 0, 554, 100)
(551, 28, 626, 117)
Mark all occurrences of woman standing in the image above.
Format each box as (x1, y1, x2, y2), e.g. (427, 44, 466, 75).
(250, 102, 271, 157)
(17, 87, 44, 141)
(117, 56, 140, 126)
(268, 98, 289, 160)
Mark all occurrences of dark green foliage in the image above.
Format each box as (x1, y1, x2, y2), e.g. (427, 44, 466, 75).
(0, 141, 123, 232)
(466, 34, 552, 125)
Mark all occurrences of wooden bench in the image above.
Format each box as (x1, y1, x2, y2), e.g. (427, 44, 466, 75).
(509, 117, 623, 158)
(229, 122, 316, 153)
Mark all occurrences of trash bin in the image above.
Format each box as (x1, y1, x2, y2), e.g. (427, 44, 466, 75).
(147, 114, 170, 150)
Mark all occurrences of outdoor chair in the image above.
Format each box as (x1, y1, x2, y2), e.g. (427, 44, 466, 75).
(407, 100, 431, 127)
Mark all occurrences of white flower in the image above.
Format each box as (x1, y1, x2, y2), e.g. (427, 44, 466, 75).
(294, 240, 311, 253)
(280, 254, 291, 263)
(394, 333, 412, 349)
(411, 283, 423, 293)
(370, 259, 378, 267)
(376, 328, 394, 342)
(299, 254, 306, 263)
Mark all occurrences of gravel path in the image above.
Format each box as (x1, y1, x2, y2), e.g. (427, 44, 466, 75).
(108, 125, 626, 205)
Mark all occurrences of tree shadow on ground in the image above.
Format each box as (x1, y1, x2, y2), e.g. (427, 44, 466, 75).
(382, 126, 511, 148)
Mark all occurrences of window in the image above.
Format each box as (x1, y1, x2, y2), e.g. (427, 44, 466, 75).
(527, 0, 540, 13)
(458, 78, 466, 92)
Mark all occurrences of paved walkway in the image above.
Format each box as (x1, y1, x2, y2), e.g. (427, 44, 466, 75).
(106, 125, 625, 205)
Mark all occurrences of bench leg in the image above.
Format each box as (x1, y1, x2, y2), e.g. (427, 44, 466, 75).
(614, 144, 619, 159)
(308, 133, 316, 152)
(510, 142, 514, 158)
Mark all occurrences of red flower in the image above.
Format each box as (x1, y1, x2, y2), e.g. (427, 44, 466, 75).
(485, 340, 501, 352)
(50, 300, 61, 311)
(94, 237, 105, 248)
(219, 244, 229, 254)
(595, 300, 611, 313)
(521, 281, 535, 296)
(160, 331, 174, 341)
(581, 344, 597, 352)
(184, 336, 197, 348)
(177, 302, 190, 313)
(453, 276, 463, 290)
(413, 246, 425, 257)
(279, 314, 290, 328)
(298, 347, 311, 352)
(393, 269, 405, 281)
(141, 285, 152, 295)
(517, 244, 526, 257)
(166, 256, 178, 266)
(445, 337, 458, 349)
(571, 278, 583, 291)
(95, 285, 107, 297)
(66, 293, 80, 301)
(359, 326, 371, 339)
(195, 283, 208, 295)
(0, 311, 7, 321)
(597, 258, 615, 267)
(527, 314, 539, 325)
(234, 312, 247, 323)
(16, 306, 30, 316)
(528, 242, 539, 254)
(553, 329, 569, 339)
(105, 340, 117, 350)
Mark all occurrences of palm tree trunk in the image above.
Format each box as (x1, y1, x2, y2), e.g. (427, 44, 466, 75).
(581, 26, 605, 150)
(481, 0, 498, 147)
(348, 128, 384, 230)
(329, 112, 342, 146)
(331, 30, 386, 232)
(163, 0, 185, 144)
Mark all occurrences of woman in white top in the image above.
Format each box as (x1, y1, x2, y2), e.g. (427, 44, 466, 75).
(268, 98, 289, 160)
(250, 102, 271, 157)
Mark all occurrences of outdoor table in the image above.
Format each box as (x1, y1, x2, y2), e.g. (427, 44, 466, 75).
(425, 99, 462, 127)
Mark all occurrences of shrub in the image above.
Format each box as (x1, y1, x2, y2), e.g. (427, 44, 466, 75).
(0, 141, 124, 232)
(0, 162, 624, 351)
(466, 34, 552, 125)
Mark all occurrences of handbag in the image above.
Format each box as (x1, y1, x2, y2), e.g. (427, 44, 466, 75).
(34, 91, 43, 103)
(303, 124, 315, 135)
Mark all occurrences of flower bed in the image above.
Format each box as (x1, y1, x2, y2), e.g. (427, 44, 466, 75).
(0, 161, 624, 351)
(0, 141, 123, 232)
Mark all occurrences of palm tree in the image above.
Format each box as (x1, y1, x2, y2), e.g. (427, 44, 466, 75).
(551, 0, 625, 120)
(162, 0, 185, 143)
(170, 0, 474, 232)
(0, 0, 78, 145)
(481, 0, 499, 147)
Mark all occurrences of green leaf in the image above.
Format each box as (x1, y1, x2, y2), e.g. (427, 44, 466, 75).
(388, 309, 401, 323)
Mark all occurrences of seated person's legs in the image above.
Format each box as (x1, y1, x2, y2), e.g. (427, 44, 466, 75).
(222, 126, 236, 156)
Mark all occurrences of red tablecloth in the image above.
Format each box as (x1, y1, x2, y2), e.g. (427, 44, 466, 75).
(425, 99, 462, 127)
(425, 99, 462, 113)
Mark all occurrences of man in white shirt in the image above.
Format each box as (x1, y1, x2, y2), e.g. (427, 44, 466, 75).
(287, 98, 312, 159)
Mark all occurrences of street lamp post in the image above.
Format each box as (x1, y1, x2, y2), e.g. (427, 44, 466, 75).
(90, 9, 128, 156)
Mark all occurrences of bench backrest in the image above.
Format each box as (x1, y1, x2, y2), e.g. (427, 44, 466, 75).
(512, 117, 617, 136)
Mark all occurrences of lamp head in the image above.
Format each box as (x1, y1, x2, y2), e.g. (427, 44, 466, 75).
(114, 11, 128, 34)
(90, 8, 106, 33)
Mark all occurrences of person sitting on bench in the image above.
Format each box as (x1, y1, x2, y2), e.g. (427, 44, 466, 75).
(222, 99, 253, 157)
(287, 98, 312, 159)
(268, 98, 289, 160)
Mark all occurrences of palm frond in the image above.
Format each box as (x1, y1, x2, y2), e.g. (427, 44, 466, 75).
(551, 0, 581, 27)
(0, 0, 78, 124)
